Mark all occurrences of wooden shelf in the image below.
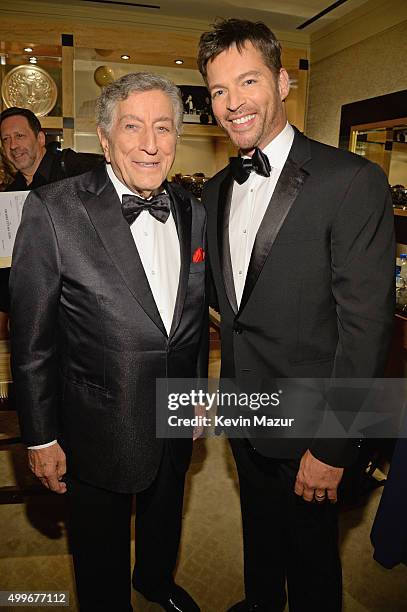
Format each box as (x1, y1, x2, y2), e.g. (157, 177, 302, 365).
(181, 123, 225, 138)
(394, 209, 407, 217)
(41, 117, 63, 130)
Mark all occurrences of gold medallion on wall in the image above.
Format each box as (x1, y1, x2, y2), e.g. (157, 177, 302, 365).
(1, 65, 58, 117)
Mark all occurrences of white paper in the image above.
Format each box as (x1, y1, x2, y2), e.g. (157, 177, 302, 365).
(0, 191, 29, 267)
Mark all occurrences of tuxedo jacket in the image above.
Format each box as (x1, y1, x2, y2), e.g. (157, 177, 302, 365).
(203, 128, 395, 467)
(10, 164, 207, 493)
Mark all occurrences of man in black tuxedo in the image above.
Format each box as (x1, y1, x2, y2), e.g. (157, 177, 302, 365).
(198, 19, 394, 612)
(10, 73, 206, 612)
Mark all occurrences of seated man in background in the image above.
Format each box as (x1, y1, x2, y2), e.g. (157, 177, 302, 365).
(0, 106, 100, 191)
(0, 107, 101, 334)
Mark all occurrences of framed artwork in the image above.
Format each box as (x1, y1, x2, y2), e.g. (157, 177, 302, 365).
(178, 85, 216, 125)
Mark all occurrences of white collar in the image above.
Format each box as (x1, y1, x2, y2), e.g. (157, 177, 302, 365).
(243, 122, 294, 171)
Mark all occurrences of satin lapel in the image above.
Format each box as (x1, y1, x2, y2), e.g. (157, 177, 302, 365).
(217, 172, 238, 314)
(166, 182, 191, 339)
(78, 169, 167, 336)
(238, 156, 309, 314)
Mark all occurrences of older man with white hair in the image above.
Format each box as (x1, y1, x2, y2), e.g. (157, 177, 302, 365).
(10, 72, 206, 612)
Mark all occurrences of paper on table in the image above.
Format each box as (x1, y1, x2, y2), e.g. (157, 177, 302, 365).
(0, 191, 28, 268)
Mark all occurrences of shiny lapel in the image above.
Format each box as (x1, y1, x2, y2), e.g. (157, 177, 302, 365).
(238, 130, 311, 314)
(217, 173, 238, 314)
(166, 182, 191, 339)
(78, 164, 167, 336)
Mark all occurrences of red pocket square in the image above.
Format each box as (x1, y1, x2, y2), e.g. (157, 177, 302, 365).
(192, 247, 205, 263)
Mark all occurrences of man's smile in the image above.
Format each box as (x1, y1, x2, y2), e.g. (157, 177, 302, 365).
(230, 114, 256, 126)
(134, 161, 160, 168)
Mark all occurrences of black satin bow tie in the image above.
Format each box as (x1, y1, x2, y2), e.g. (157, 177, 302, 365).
(230, 147, 271, 184)
(121, 192, 171, 225)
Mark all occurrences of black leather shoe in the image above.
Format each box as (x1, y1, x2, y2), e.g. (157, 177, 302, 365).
(133, 580, 200, 612)
(227, 601, 283, 612)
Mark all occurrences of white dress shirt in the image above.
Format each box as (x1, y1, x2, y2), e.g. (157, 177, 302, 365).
(229, 122, 294, 306)
(107, 164, 180, 335)
(29, 164, 180, 450)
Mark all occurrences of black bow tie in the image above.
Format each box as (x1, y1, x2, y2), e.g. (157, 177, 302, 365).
(230, 147, 271, 184)
(121, 192, 171, 225)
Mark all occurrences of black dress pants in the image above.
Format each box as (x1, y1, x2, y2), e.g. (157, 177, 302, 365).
(66, 439, 192, 612)
(230, 438, 342, 612)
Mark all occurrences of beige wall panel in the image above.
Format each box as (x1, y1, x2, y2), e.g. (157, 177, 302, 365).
(311, 0, 407, 63)
(74, 133, 102, 155)
(281, 48, 308, 72)
(40, 117, 63, 130)
(63, 128, 74, 150)
(285, 68, 308, 133)
(0, 17, 63, 45)
(306, 21, 407, 147)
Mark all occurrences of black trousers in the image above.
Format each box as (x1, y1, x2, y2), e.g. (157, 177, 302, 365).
(230, 438, 342, 612)
(66, 439, 192, 612)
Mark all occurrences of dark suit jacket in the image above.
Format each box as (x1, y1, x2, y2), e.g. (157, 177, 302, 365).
(203, 128, 395, 467)
(10, 164, 207, 493)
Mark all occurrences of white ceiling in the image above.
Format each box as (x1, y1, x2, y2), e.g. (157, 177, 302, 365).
(41, 0, 372, 33)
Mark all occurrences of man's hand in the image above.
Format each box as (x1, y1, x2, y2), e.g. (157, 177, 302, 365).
(294, 449, 343, 503)
(193, 404, 207, 441)
(28, 443, 67, 494)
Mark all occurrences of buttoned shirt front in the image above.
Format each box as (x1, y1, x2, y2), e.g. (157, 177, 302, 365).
(107, 164, 180, 336)
(229, 122, 294, 307)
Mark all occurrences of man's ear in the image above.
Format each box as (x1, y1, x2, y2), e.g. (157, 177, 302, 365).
(38, 130, 46, 148)
(278, 68, 290, 102)
(97, 127, 111, 162)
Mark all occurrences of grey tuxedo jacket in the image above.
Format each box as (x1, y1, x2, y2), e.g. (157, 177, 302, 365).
(203, 128, 395, 467)
(10, 164, 207, 493)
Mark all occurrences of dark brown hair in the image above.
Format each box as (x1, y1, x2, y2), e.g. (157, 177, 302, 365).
(197, 18, 282, 83)
(0, 106, 42, 136)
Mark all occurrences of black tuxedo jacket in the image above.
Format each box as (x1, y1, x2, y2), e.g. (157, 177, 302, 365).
(10, 164, 207, 493)
(203, 128, 395, 467)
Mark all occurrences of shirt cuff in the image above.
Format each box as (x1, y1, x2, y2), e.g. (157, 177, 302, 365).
(28, 440, 57, 450)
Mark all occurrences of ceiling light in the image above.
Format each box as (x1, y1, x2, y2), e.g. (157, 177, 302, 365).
(121, 54, 130, 60)
(175, 59, 184, 65)
(29, 57, 37, 64)
(24, 47, 33, 52)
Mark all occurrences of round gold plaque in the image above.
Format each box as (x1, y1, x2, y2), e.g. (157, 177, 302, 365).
(1, 65, 58, 117)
